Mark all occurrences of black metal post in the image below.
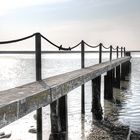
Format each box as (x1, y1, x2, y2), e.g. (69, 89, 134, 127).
(81, 40, 85, 68)
(124, 47, 126, 56)
(104, 45, 113, 99)
(35, 33, 42, 140)
(81, 40, 85, 114)
(97, 43, 102, 99)
(115, 46, 120, 88)
(36, 33, 42, 81)
(99, 43, 102, 63)
(117, 46, 119, 58)
(110, 45, 112, 61)
(121, 47, 123, 57)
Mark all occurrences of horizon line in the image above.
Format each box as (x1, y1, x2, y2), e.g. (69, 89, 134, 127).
(0, 50, 138, 54)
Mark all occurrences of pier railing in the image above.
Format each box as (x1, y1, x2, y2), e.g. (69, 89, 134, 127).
(0, 33, 131, 140)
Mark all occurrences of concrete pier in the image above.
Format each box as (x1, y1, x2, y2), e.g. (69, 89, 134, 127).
(0, 57, 130, 129)
(0, 33, 132, 140)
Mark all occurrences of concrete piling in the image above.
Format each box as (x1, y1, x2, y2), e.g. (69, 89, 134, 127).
(58, 95, 68, 132)
(104, 70, 113, 100)
(91, 76, 102, 120)
(121, 63, 125, 80)
(126, 51, 131, 74)
(50, 96, 68, 134)
(115, 65, 121, 88)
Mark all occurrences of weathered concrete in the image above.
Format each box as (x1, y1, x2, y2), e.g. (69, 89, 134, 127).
(112, 68, 115, 87)
(115, 65, 121, 88)
(50, 95, 68, 133)
(58, 95, 68, 132)
(91, 76, 102, 120)
(50, 100, 61, 133)
(104, 70, 113, 100)
(121, 62, 127, 80)
(0, 56, 131, 129)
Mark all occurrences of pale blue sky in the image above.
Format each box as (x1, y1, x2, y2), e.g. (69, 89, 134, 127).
(0, 0, 140, 50)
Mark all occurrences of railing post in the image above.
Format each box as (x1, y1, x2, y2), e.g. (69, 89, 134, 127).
(35, 33, 42, 140)
(110, 45, 112, 61)
(124, 47, 126, 56)
(115, 46, 120, 88)
(81, 40, 85, 68)
(110, 45, 115, 84)
(81, 40, 85, 114)
(91, 43, 102, 119)
(99, 43, 102, 63)
(104, 45, 113, 99)
(36, 33, 42, 81)
(121, 47, 123, 57)
(117, 46, 119, 58)
(98, 43, 102, 98)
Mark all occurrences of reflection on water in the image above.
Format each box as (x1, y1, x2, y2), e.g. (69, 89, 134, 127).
(118, 58, 140, 132)
(0, 54, 139, 139)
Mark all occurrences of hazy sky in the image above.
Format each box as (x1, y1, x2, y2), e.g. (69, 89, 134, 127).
(0, 0, 140, 50)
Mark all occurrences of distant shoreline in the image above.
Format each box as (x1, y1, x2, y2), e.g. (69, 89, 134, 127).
(0, 50, 139, 54)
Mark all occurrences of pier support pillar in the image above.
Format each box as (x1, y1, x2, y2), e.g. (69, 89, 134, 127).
(121, 62, 126, 80)
(121, 51, 131, 80)
(91, 76, 103, 120)
(50, 100, 61, 133)
(50, 95, 68, 134)
(126, 51, 131, 74)
(121, 61, 131, 80)
(112, 68, 116, 87)
(104, 70, 113, 100)
(125, 61, 130, 75)
(128, 61, 131, 73)
(115, 65, 120, 88)
(58, 95, 68, 132)
(81, 84, 85, 114)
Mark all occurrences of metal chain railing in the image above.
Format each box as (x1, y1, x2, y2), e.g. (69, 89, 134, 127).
(0, 33, 35, 44)
(0, 32, 125, 56)
(84, 42, 100, 49)
(0, 32, 126, 62)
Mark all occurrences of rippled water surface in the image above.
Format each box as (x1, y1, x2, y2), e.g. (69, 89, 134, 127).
(118, 58, 140, 132)
(0, 53, 139, 140)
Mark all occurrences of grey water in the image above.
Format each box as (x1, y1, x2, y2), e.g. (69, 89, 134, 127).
(0, 53, 139, 140)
